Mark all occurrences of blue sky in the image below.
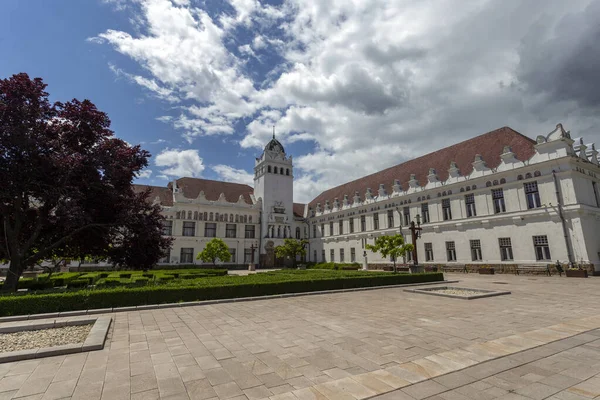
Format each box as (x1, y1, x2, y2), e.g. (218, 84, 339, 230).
(2, 0, 600, 202)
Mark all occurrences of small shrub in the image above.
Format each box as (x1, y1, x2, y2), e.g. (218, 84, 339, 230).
(98, 279, 122, 287)
(99, 273, 109, 279)
(17, 278, 35, 290)
(119, 273, 132, 279)
(67, 279, 90, 289)
(142, 273, 154, 279)
(158, 276, 174, 282)
(28, 280, 54, 291)
(131, 277, 150, 286)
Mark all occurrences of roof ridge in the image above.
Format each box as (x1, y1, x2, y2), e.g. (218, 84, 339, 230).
(177, 176, 253, 189)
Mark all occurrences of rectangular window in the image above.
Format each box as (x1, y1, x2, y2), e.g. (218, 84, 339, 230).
(204, 222, 216, 237)
(162, 220, 173, 236)
(387, 210, 394, 228)
(525, 181, 541, 209)
(180, 248, 194, 264)
(499, 238, 513, 261)
(244, 248, 253, 264)
(182, 221, 195, 237)
(406, 250, 413, 262)
(470, 239, 482, 261)
(442, 199, 452, 220)
(159, 248, 171, 263)
(373, 213, 379, 230)
(244, 225, 255, 238)
(425, 243, 434, 261)
(446, 241, 456, 262)
(492, 189, 506, 213)
(329, 222, 334, 236)
(421, 203, 429, 223)
(593, 182, 600, 207)
(313, 250, 317, 262)
(330, 249, 335, 262)
(533, 235, 551, 260)
(339, 220, 344, 235)
(229, 248, 236, 263)
(226, 224, 236, 238)
(313, 225, 316, 238)
(321, 249, 325, 262)
(350, 248, 356, 262)
(360, 215, 366, 232)
(465, 194, 476, 218)
(349, 218, 354, 233)
(403, 207, 410, 226)
(340, 248, 345, 263)
(321, 224, 324, 237)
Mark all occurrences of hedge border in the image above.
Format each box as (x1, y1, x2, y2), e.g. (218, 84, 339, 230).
(0, 273, 444, 317)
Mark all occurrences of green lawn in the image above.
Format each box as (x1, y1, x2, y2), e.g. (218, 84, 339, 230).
(0, 270, 444, 316)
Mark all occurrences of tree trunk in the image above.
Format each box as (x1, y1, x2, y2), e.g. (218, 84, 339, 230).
(393, 258, 397, 274)
(2, 259, 22, 292)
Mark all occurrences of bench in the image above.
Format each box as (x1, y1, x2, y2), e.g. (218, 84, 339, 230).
(515, 264, 552, 276)
(442, 264, 468, 273)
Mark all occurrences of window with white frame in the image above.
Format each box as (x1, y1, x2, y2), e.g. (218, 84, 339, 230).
(226, 224, 236, 238)
(228, 248, 236, 263)
(313, 250, 317, 262)
(182, 221, 195, 236)
(204, 222, 216, 237)
(442, 199, 452, 220)
(159, 248, 171, 263)
(340, 248, 345, 262)
(470, 239, 482, 261)
(245, 225, 255, 238)
(403, 207, 410, 226)
(465, 194, 476, 218)
(162, 220, 173, 236)
(180, 248, 194, 264)
(492, 189, 506, 213)
(387, 210, 394, 228)
(421, 203, 429, 223)
(330, 249, 335, 262)
(329, 222, 334, 236)
(313, 225, 316, 238)
(244, 248, 253, 263)
(350, 248, 356, 262)
(321, 249, 325, 262)
(321, 223, 324, 237)
(425, 243, 434, 261)
(339, 220, 344, 235)
(373, 213, 379, 230)
(533, 235, 551, 260)
(349, 218, 354, 233)
(446, 241, 456, 261)
(525, 181, 541, 209)
(360, 215, 366, 231)
(498, 238, 513, 261)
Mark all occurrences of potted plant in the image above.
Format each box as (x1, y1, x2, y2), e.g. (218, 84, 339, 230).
(478, 266, 495, 275)
(566, 267, 588, 278)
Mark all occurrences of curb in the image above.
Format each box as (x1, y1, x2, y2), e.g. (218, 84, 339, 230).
(0, 280, 456, 322)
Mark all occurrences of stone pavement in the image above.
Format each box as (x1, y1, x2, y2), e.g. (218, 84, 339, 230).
(0, 273, 599, 399)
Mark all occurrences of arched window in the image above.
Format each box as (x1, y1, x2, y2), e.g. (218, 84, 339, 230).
(235, 214, 239, 222)
(229, 214, 233, 222)
(486, 181, 492, 187)
(534, 171, 541, 177)
(209, 212, 213, 221)
(460, 187, 465, 192)
(223, 213, 227, 222)
(176, 211, 181, 219)
(466, 186, 471, 191)
(268, 165, 272, 173)
(408, 199, 412, 203)
(244, 215, 248, 223)
(296, 227, 300, 239)
(280, 168, 284, 175)
(427, 195, 431, 200)
(448, 190, 452, 195)
(249, 216, 252, 223)
(500, 178, 506, 184)
(203, 212, 207, 220)
(493, 180, 498, 186)
(274, 166, 278, 174)
(442, 191, 447, 196)
(194, 211, 198, 220)
(437, 192, 441, 197)
(187, 211, 192, 220)
(417, 197, 421, 202)
(525, 172, 532, 179)
(517, 174, 523, 181)
(286, 169, 290, 176)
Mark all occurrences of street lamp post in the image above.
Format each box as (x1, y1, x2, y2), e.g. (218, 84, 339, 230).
(409, 214, 423, 273)
(249, 243, 257, 271)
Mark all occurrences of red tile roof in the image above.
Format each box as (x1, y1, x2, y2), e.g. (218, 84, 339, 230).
(308, 127, 536, 210)
(171, 177, 254, 204)
(133, 184, 173, 206)
(293, 203, 306, 218)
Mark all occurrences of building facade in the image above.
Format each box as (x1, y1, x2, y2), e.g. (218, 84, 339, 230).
(140, 124, 600, 272)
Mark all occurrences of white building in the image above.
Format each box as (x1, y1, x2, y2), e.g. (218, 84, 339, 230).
(139, 124, 600, 273)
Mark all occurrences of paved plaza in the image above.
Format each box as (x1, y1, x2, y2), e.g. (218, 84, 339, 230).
(0, 273, 599, 399)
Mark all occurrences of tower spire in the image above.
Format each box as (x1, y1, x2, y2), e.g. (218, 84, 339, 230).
(272, 125, 275, 139)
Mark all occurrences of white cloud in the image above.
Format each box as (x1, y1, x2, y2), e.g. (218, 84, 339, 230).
(155, 148, 205, 177)
(136, 169, 153, 179)
(212, 165, 254, 185)
(97, 0, 600, 202)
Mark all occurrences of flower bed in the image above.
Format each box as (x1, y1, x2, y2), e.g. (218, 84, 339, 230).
(0, 271, 444, 316)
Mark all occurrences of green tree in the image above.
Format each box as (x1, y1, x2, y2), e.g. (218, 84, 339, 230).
(366, 234, 413, 273)
(275, 239, 308, 268)
(197, 238, 231, 267)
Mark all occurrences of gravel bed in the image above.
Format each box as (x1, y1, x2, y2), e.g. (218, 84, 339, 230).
(0, 324, 92, 353)
(427, 288, 487, 296)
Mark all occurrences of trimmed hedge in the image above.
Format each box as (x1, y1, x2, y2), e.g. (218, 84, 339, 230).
(307, 262, 361, 270)
(0, 272, 444, 316)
